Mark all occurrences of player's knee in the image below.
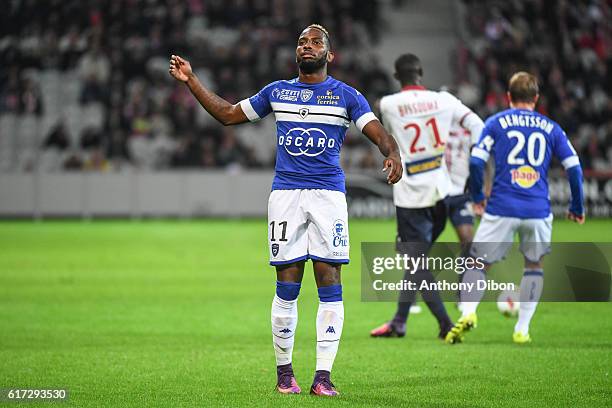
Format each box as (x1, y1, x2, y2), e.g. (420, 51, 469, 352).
(317, 273, 340, 287)
(314, 262, 341, 286)
(276, 281, 302, 301)
(457, 226, 474, 247)
(524, 258, 543, 270)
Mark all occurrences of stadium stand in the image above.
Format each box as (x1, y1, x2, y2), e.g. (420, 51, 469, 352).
(0, 0, 609, 172)
(0, 0, 388, 172)
(456, 0, 611, 171)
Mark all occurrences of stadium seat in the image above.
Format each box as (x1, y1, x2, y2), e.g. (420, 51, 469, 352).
(81, 103, 105, 129)
(16, 115, 40, 151)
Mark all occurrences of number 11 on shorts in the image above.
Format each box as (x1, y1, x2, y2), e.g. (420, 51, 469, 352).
(270, 221, 288, 242)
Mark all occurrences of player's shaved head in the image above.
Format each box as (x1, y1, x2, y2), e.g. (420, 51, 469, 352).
(394, 53, 423, 84)
(508, 72, 539, 103)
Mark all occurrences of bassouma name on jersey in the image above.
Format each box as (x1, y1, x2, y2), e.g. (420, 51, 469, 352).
(397, 101, 439, 117)
(498, 113, 554, 134)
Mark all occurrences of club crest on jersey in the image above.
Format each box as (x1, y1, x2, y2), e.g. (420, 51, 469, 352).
(278, 127, 334, 157)
(271, 243, 279, 257)
(510, 165, 540, 188)
(332, 219, 348, 248)
(299, 108, 309, 119)
(300, 89, 313, 102)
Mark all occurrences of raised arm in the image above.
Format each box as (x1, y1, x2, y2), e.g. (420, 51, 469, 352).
(361, 120, 403, 184)
(169, 55, 249, 126)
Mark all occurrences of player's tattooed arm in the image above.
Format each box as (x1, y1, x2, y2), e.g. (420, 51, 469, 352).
(361, 120, 403, 184)
(169, 55, 249, 126)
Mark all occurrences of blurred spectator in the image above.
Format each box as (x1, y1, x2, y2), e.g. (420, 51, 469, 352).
(44, 120, 70, 150)
(19, 77, 44, 116)
(77, 43, 110, 105)
(63, 153, 83, 171)
(0, 0, 389, 172)
(80, 127, 103, 150)
(40, 119, 71, 172)
(106, 130, 131, 168)
(83, 148, 110, 172)
(456, 79, 480, 108)
(171, 132, 203, 168)
(459, 0, 611, 171)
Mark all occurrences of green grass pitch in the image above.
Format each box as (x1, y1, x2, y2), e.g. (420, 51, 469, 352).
(1, 219, 611, 407)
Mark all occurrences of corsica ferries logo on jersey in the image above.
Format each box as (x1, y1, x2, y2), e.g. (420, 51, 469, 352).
(317, 89, 340, 105)
(279, 127, 334, 157)
(510, 165, 540, 188)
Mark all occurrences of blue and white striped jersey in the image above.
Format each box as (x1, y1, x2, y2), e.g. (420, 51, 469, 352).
(471, 108, 580, 218)
(239, 76, 376, 192)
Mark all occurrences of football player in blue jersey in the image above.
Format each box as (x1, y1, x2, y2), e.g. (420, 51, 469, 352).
(169, 24, 402, 396)
(445, 72, 585, 345)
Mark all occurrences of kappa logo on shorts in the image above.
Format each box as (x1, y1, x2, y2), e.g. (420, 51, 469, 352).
(332, 219, 348, 248)
(272, 243, 280, 257)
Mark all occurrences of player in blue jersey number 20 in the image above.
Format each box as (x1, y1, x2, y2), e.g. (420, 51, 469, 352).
(169, 24, 402, 396)
(445, 72, 585, 345)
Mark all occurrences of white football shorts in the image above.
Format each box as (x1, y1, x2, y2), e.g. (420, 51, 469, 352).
(268, 189, 349, 266)
(470, 212, 553, 264)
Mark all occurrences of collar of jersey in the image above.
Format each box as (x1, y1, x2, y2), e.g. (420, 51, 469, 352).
(402, 85, 426, 91)
(294, 75, 334, 87)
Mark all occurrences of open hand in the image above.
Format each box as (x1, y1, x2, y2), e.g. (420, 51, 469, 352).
(169, 55, 192, 83)
(382, 155, 402, 184)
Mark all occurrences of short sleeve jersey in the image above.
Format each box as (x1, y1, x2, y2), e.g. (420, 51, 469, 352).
(239, 76, 376, 193)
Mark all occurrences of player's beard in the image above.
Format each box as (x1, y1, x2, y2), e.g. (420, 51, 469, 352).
(297, 53, 327, 74)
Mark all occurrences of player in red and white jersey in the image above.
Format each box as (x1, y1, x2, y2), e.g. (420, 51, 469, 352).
(446, 125, 473, 196)
(370, 54, 484, 339)
(445, 123, 479, 247)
